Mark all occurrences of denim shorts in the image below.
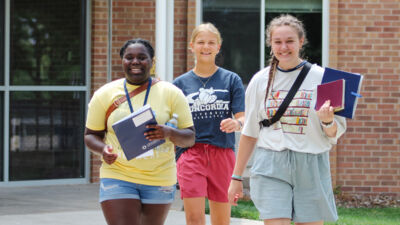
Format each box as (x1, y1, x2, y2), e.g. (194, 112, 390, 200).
(99, 178, 176, 204)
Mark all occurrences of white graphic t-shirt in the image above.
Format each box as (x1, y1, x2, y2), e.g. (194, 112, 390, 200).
(243, 64, 346, 154)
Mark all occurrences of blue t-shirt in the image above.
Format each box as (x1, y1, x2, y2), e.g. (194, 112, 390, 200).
(173, 67, 245, 157)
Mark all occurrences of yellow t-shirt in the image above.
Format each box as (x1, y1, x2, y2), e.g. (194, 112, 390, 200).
(86, 78, 193, 186)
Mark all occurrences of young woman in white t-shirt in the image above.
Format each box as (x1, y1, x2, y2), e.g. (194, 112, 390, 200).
(228, 15, 346, 225)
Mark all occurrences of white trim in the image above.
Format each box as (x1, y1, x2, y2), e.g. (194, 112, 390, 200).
(3, 0, 10, 183)
(167, 0, 174, 81)
(156, 0, 174, 82)
(156, 0, 166, 81)
(322, 0, 329, 67)
(3, 86, 88, 91)
(260, 0, 265, 70)
(196, 0, 202, 25)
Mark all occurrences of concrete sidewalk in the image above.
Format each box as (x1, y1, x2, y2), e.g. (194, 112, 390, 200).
(0, 183, 262, 225)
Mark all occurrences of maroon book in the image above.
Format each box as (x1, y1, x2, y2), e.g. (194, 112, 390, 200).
(315, 79, 345, 112)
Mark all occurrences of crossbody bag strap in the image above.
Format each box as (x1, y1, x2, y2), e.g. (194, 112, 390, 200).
(104, 78, 160, 129)
(259, 62, 312, 128)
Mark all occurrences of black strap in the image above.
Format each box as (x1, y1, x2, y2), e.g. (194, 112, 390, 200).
(260, 62, 312, 128)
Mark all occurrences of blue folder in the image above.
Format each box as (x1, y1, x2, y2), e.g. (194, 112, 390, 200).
(321, 68, 363, 119)
(112, 104, 165, 160)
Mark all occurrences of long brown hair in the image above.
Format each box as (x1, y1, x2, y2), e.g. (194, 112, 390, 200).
(264, 15, 307, 117)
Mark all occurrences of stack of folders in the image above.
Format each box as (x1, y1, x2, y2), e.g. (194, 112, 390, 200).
(315, 68, 363, 119)
(112, 104, 165, 160)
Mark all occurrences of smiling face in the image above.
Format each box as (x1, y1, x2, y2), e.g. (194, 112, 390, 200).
(122, 43, 153, 85)
(270, 25, 304, 69)
(190, 30, 221, 64)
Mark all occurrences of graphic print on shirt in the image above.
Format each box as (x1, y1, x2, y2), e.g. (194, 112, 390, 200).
(266, 90, 313, 134)
(186, 87, 230, 120)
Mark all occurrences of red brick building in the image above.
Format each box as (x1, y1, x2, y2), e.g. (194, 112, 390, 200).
(91, 0, 400, 198)
(1, 0, 398, 199)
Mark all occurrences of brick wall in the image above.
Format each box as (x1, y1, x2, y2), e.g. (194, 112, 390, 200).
(331, 0, 400, 196)
(90, 0, 109, 182)
(90, 0, 156, 182)
(89, 1, 400, 197)
(174, 0, 188, 77)
(186, 0, 197, 71)
(111, 0, 156, 80)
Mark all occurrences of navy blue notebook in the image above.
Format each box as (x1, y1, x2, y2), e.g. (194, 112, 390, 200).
(112, 105, 165, 160)
(321, 68, 363, 119)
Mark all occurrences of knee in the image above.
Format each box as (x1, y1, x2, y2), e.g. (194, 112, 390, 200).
(185, 213, 205, 225)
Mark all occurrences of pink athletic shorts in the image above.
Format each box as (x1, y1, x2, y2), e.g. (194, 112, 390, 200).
(177, 143, 235, 202)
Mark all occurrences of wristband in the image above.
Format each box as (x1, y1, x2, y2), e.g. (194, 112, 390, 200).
(235, 119, 243, 130)
(231, 174, 243, 180)
(320, 120, 334, 128)
(232, 178, 243, 182)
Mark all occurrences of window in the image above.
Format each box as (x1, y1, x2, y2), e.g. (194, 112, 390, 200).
(0, 0, 3, 85)
(202, 0, 323, 84)
(203, 0, 261, 84)
(10, 0, 85, 85)
(1, 0, 88, 182)
(9, 91, 85, 180)
(265, 0, 322, 66)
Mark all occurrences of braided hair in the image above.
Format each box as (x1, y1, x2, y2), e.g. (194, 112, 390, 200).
(264, 14, 307, 117)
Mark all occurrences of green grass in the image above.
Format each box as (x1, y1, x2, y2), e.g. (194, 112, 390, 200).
(230, 200, 260, 220)
(326, 207, 400, 225)
(205, 199, 400, 224)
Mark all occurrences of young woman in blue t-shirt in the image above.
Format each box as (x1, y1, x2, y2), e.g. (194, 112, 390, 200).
(173, 23, 245, 225)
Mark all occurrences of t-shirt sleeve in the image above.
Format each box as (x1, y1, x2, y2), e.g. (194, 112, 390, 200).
(242, 75, 262, 138)
(85, 92, 107, 131)
(169, 87, 193, 129)
(231, 74, 245, 114)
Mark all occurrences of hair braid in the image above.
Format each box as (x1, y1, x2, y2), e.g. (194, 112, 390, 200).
(264, 55, 279, 118)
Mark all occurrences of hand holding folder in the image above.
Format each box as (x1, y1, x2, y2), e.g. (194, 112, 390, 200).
(316, 68, 363, 119)
(112, 105, 165, 160)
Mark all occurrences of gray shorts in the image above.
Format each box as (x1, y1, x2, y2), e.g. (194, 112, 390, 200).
(249, 147, 338, 223)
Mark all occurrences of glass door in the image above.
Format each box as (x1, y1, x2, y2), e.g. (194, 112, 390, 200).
(1, 0, 88, 183)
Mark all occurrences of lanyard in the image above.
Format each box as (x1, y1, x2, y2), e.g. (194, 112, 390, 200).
(123, 78, 152, 113)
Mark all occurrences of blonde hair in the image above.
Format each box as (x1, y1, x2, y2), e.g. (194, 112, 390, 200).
(190, 23, 222, 45)
(264, 15, 308, 116)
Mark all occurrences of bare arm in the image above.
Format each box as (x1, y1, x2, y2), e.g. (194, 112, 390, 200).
(84, 128, 117, 164)
(228, 134, 258, 205)
(145, 125, 195, 148)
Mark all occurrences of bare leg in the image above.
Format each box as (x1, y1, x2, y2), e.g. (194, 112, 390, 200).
(101, 199, 141, 225)
(295, 221, 324, 225)
(141, 203, 172, 225)
(264, 218, 291, 225)
(183, 197, 206, 225)
(208, 200, 231, 225)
